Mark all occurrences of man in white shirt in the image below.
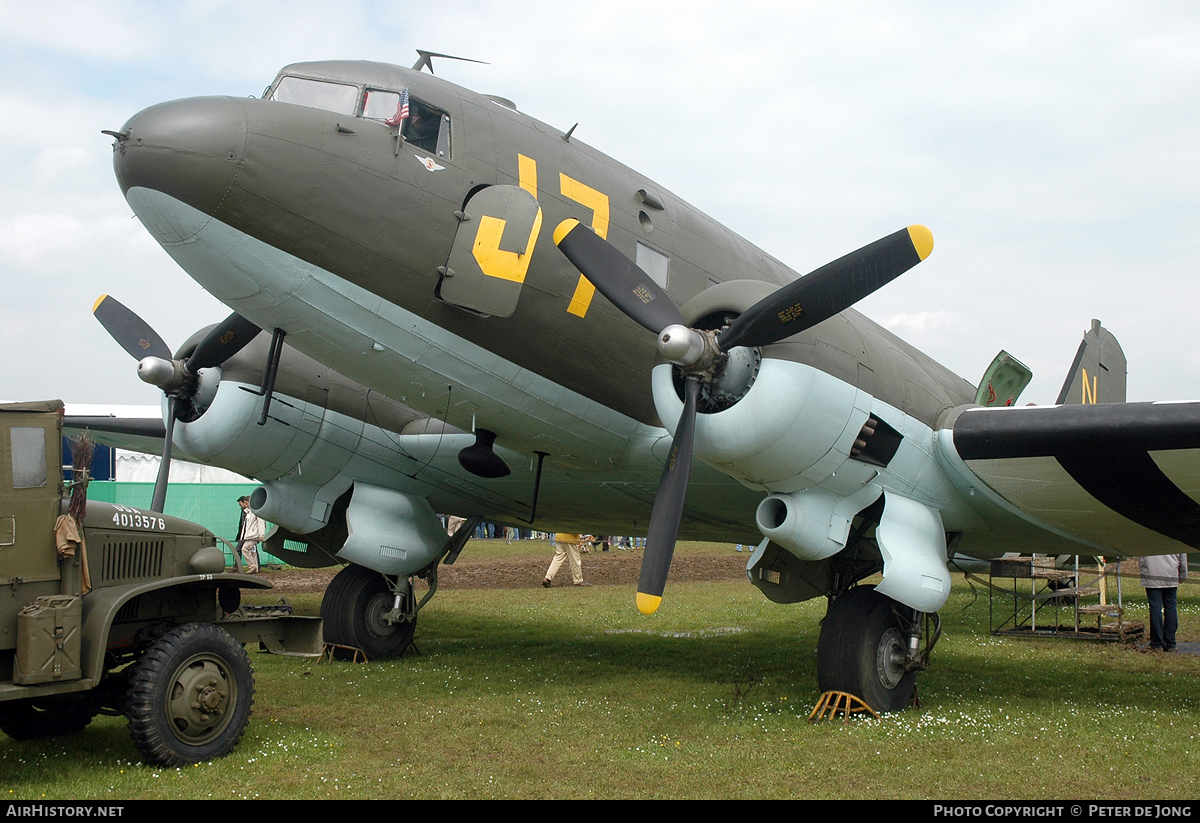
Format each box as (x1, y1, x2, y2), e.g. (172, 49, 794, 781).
(236, 496, 265, 574)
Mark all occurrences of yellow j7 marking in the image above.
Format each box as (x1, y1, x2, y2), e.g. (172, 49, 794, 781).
(559, 173, 610, 318)
(472, 154, 544, 284)
(472, 212, 544, 284)
(518, 153, 537, 198)
(494, 155, 612, 316)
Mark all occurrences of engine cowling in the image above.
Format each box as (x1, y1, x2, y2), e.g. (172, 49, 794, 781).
(649, 281, 879, 496)
(651, 281, 956, 613)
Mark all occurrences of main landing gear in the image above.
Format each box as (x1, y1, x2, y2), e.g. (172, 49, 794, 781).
(319, 517, 475, 661)
(816, 585, 941, 713)
(321, 564, 419, 660)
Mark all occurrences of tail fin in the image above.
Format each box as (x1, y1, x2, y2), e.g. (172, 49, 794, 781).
(1056, 319, 1126, 404)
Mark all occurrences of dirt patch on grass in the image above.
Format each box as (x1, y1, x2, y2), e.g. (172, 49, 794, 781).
(256, 547, 749, 595)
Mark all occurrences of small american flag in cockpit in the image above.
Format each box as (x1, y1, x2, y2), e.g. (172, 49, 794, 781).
(385, 89, 410, 126)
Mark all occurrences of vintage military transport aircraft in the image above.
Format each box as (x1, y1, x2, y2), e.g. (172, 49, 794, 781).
(80, 54, 1200, 712)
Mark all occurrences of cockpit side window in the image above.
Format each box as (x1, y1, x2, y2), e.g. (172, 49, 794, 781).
(270, 76, 359, 115)
(363, 88, 451, 158)
(402, 99, 450, 158)
(362, 88, 404, 121)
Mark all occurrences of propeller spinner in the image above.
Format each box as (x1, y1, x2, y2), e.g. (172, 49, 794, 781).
(93, 295, 262, 513)
(553, 221, 934, 613)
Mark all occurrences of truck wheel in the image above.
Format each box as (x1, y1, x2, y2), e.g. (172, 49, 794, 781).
(817, 585, 916, 713)
(321, 564, 415, 660)
(0, 694, 98, 741)
(126, 623, 254, 766)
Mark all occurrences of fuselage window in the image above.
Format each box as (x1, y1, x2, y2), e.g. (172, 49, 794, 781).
(270, 76, 359, 115)
(636, 242, 670, 289)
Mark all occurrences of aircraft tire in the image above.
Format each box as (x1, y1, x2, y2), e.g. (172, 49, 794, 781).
(321, 564, 415, 661)
(126, 623, 254, 767)
(817, 585, 915, 713)
(0, 693, 99, 741)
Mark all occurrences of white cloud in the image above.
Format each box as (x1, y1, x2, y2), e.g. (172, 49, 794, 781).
(882, 311, 959, 337)
(0, 213, 83, 264)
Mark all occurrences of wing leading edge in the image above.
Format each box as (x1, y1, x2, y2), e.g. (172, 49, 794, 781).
(64, 414, 167, 456)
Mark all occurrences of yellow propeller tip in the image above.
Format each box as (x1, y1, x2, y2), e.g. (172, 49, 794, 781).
(636, 592, 662, 615)
(92, 294, 109, 313)
(553, 218, 581, 246)
(907, 225, 934, 261)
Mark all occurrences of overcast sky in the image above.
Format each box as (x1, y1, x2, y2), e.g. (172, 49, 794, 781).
(2, 1, 1197, 408)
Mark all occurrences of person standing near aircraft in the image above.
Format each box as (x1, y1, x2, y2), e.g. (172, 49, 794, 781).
(1139, 553, 1188, 651)
(236, 496, 265, 574)
(543, 533, 587, 588)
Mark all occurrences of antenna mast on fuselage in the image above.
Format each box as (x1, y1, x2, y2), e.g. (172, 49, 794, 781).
(411, 49, 489, 74)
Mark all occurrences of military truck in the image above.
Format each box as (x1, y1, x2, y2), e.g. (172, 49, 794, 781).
(0, 400, 320, 766)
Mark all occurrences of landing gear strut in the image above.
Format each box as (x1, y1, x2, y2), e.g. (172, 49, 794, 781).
(817, 585, 940, 713)
(321, 564, 416, 660)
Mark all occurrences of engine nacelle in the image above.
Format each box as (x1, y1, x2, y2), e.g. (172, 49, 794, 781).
(652, 358, 878, 494)
(755, 486, 952, 613)
(652, 281, 958, 615)
(874, 492, 951, 613)
(172, 376, 333, 481)
(335, 483, 450, 577)
(650, 280, 879, 495)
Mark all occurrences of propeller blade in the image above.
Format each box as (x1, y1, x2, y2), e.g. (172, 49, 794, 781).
(637, 376, 702, 615)
(187, 312, 262, 372)
(718, 225, 934, 351)
(150, 396, 177, 513)
(92, 295, 172, 361)
(553, 218, 684, 334)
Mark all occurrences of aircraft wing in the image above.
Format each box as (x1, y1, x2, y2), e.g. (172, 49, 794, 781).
(64, 413, 167, 456)
(943, 401, 1200, 555)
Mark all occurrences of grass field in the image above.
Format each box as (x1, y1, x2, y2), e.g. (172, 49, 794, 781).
(2, 542, 1197, 800)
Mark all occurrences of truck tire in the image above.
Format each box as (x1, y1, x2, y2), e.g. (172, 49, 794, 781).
(0, 694, 98, 741)
(126, 623, 254, 766)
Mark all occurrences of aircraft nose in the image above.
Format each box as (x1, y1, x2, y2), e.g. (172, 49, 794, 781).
(111, 96, 248, 217)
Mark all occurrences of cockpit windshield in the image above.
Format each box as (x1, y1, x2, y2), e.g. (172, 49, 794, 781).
(270, 76, 359, 115)
(267, 73, 451, 159)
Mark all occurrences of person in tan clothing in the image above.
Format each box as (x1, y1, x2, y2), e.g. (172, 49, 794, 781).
(543, 533, 587, 587)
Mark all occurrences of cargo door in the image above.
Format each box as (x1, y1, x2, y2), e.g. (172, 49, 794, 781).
(437, 185, 542, 318)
